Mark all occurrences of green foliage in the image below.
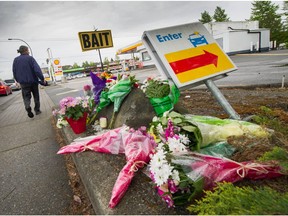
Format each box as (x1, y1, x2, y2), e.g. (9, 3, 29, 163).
(199, 10, 212, 23)
(188, 182, 288, 215)
(250, 1, 284, 46)
(145, 79, 170, 98)
(258, 146, 288, 173)
(213, 6, 230, 22)
(252, 106, 288, 138)
(72, 62, 80, 69)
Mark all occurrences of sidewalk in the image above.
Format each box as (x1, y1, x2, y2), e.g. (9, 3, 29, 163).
(0, 88, 72, 214)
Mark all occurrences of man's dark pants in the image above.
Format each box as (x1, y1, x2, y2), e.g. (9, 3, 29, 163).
(20, 83, 40, 113)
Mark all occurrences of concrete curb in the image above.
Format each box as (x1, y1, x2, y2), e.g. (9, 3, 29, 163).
(58, 121, 186, 215)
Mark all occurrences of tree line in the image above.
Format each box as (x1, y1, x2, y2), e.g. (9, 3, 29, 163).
(199, 1, 288, 48)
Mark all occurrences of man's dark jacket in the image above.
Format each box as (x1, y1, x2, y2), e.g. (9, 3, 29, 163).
(12, 54, 44, 84)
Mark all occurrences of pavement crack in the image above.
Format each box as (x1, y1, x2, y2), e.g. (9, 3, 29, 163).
(0, 137, 50, 154)
(2, 187, 16, 201)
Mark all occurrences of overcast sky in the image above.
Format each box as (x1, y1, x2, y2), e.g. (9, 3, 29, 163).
(0, 1, 283, 79)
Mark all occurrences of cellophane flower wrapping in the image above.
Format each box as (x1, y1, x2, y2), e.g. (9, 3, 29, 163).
(148, 111, 282, 208)
(90, 71, 106, 104)
(107, 78, 132, 113)
(108, 127, 156, 208)
(57, 126, 126, 154)
(171, 152, 284, 194)
(184, 115, 270, 146)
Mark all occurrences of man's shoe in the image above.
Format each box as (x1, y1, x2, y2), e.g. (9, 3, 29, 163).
(28, 110, 34, 118)
(35, 110, 42, 115)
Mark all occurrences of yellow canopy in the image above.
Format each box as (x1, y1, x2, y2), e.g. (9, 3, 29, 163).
(116, 40, 143, 55)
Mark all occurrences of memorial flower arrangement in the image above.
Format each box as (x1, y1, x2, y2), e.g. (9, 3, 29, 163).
(140, 77, 180, 116)
(147, 111, 283, 208)
(88, 71, 139, 127)
(53, 96, 90, 128)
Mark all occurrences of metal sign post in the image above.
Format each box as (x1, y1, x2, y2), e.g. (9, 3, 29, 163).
(142, 22, 241, 119)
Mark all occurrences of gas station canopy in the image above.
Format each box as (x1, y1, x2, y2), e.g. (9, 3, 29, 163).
(116, 40, 143, 55)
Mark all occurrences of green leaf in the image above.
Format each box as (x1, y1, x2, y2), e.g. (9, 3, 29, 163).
(182, 125, 197, 132)
(173, 118, 182, 124)
(169, 111, 183, 118)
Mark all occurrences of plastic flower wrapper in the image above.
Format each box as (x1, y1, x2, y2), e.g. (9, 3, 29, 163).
(57, 126, 127, 154)
(141, 77, 180, 117)
(107, 77, 132, 128)
(109, 126, 156, 208)
(171, 152, 284, 198)
(90, 71, 107, 104)
(184, 114, 271, 146)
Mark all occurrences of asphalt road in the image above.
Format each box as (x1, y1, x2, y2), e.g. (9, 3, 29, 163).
(1, 49, 287, 108)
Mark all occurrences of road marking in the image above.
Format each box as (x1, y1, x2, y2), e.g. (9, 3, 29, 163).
(56, 89, 79, 96)
(236, 53, 288, 56)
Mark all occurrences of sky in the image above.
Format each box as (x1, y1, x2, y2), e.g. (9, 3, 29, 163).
(0, 0, 284, 79)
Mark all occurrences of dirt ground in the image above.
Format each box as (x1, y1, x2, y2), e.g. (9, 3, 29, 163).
(55, 86, 288, 214)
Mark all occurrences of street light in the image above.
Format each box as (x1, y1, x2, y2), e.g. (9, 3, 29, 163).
(8, 38, 34, 57)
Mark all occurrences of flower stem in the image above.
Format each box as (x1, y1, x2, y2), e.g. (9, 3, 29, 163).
(88, 111, 98, 126)
(108, 112, 117, 129)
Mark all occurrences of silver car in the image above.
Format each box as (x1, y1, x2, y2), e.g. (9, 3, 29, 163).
(4, 79, 21, 91)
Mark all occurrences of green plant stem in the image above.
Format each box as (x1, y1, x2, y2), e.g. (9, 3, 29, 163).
(108, 112, 117, 129)
(88, 111, 98, 126)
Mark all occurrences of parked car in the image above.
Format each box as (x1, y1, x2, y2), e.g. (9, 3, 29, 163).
(0, 81, 12, 96)
(4, 79, 21, 91)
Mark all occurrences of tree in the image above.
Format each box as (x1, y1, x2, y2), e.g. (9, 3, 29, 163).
(82, 61, 89, 68)
(199, 10, 213, 24)
(282, 1, 288, 46)
(250, 1, 284, 47)
(72, 63, 80, 69)
(213, 6, 230, 22)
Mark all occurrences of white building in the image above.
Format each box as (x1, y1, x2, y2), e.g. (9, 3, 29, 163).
(116, 21, 270, 67)
(204, 21, 270, 54)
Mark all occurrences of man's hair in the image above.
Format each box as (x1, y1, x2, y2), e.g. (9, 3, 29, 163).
(17, 45, 28, 54)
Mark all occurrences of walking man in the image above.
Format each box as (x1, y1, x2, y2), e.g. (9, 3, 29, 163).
(12, 45, 46, 118)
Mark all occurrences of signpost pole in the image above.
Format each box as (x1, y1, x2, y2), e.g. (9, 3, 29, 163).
(97, 49, 104, 72)
(204, 79, 241, 120)
(93, 27, 104, 72)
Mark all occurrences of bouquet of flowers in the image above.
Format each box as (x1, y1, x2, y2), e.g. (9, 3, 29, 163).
(140, 77, 180, 117)
(148, 112, 284, 208)
(53, 96, 90, 128)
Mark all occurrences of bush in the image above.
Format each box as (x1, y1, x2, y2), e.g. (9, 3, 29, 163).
(187, 182, 288, 215)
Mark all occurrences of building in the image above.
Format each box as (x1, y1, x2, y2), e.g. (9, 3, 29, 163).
(204, 21, 270, 54)
(116, 21, 271, 67)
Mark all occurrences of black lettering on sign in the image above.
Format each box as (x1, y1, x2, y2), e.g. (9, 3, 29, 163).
(102, 32, 110, 46)
(91, 34, 99, 47)
(98, 33, 103, 46)
(82, 34, 91, 48)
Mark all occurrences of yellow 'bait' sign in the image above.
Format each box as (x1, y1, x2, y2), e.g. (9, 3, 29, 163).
(78, 30, 113, 51)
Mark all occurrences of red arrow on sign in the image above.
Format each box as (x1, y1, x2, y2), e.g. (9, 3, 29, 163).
(169, 50, 218, 74)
